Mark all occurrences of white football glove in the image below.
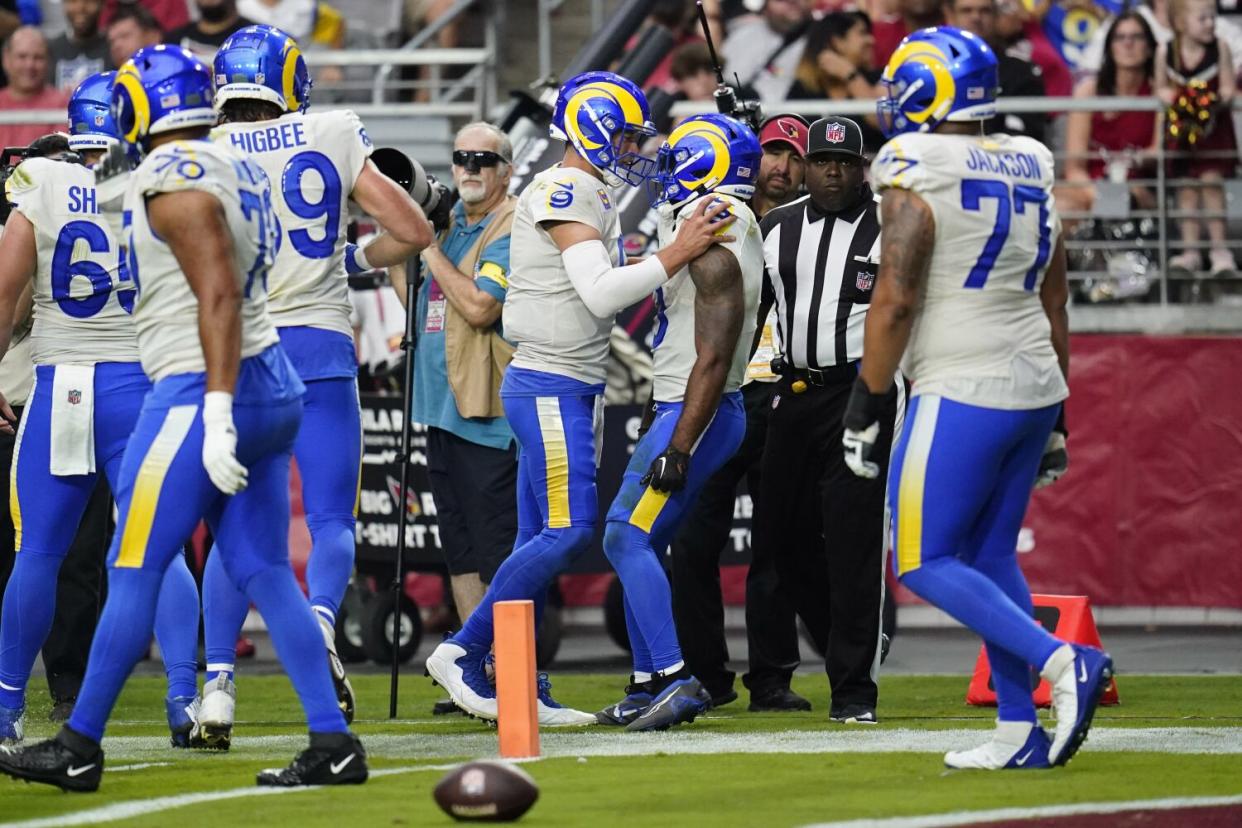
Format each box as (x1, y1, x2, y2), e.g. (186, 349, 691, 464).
(843, 421, 881, 479)
(842, 376, 894, 480)
(1034, 431, 1068, 489)
(202, 391, 248, 495)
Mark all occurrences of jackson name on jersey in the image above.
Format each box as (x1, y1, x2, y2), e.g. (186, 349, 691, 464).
(211, 109, 373, 338)
(123, 139, 279, 381)
(871, 131, 1067, 410)
(5, 157, 138, 365)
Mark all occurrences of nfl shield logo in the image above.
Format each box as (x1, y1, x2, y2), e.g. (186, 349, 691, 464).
(825, 123, 847, 143)
(856, 270, 875, 291)
(67, 389, 82, 405)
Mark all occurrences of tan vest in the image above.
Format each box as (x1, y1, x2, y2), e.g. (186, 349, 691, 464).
(443, 196, 517, 419)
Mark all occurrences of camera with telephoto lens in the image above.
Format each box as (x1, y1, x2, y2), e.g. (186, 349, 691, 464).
(371, 147, 456, 233)
(0, 134, 81, 225)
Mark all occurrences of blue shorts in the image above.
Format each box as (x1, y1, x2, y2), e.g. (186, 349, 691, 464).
(501, 366, 604, 531)
(10, 362, 150, 557)
(888, 394, 1060, 578)
(107, 345, 305, 588)
(605, 391, 746, 548)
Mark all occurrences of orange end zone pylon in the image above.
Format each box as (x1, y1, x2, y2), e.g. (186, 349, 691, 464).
(494, 599, 540, 758)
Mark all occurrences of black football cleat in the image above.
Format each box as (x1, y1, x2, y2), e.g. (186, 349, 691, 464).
(256, 732, 368, 787)
(0, 727, 104, 793)
(748, 686, 812, 712)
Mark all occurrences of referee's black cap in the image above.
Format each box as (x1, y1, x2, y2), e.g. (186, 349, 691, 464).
(806, 117, 866, 160)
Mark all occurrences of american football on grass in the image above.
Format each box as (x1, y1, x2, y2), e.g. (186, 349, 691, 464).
(433, 760, 539, 822)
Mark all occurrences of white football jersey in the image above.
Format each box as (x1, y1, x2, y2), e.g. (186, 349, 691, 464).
(504, 164, 625, 386)
(124, 140, 280, 381)
(6, 157, 138, 365)
(871, 132, 1068, 409)
(211, 110, 373, 338)
(652, 193, 764, 403)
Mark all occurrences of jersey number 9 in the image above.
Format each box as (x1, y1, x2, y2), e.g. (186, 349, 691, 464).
(281, 151, 343, 260)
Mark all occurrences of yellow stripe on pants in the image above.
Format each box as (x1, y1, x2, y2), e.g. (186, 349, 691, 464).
(629, 486, 670, 534)
(896, 395, 940, 576)
(535, 397, 571, 529)
(115, 405, 198, 569)
(7, 373, 36, 552)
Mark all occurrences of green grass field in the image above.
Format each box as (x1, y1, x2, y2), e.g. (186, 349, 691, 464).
(3, 672, 1241, 827)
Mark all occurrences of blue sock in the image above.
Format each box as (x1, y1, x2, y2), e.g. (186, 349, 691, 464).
(243, 564, 346, 734)
(604, 521, 681, 673)
(899, 557, 1062, 673)
(305, 513, 355, 626)
(68, 568, 163, 742)
(154, 552, 201, 700)
(622, 592, 654, 675)
(457, 525, 593, 650)
(202, 548, 248, 683)
(974, 554, 1041, 724)
(0, 551, 62, 709)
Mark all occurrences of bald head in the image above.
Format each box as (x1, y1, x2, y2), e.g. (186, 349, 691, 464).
(3, 27, 51, 97)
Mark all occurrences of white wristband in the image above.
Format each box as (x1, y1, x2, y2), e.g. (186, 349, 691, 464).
(202, 391, 234, 424)
(351, 243, 373, 273)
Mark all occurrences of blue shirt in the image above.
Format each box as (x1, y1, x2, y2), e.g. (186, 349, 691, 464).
(413, 200, 514, 450)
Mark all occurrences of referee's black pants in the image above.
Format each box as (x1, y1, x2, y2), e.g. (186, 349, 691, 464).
(669, 382, 800, 699)
(752, 371, 896, 709)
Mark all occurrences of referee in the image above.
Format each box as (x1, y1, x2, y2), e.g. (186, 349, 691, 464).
(753, 116, 898, 725)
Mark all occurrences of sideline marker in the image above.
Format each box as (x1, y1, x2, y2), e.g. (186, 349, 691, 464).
(494, 599, 540, 758)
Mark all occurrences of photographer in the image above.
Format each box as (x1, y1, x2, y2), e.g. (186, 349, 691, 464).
(389, 122, 518, 636)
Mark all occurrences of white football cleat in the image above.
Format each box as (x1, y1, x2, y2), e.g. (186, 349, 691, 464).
(424, 640, 498, 721)
(1042, 643, 1113, 765)
(536, 674, 596, 726)
(191, 674, 236, 751)
(944, 720, 1052, 770)
(317, 614, 356, 724)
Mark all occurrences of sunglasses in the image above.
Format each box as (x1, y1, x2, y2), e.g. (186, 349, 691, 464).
(452, 150, 507, 170)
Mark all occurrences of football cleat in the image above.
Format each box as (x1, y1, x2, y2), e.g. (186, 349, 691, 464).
(1045, 644, 1113, 766)
(0, 728, 103, 792)
(829, 704, 878, 725)
(165, 694, 200, 748)
(535, 673, 596, 726)
(318, 614, 356, 725)
(425, 640, 497, 721)
(748, 686, 812, 713)
(596, 678, 654, 726)
(945, 720, 1052, 770)
(625, 674, 711, 732)
(0, 700, 24, 745)
(256, 732, 368, 787)
(190, 673, 236, 751)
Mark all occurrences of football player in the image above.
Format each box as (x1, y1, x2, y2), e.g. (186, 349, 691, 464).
(0, 71, 200, 748)
(0, 45, 366, 792)
(192, 24, 430, 747)
(424, 71, 733, 725)
(842, 27, 1112, 770)
(596, 114, 764, 731)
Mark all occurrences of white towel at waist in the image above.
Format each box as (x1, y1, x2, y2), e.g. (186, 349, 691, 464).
(49, 364, 96, 476)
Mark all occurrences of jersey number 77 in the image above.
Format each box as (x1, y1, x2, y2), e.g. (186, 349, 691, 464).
(959, 178, 1052, 292)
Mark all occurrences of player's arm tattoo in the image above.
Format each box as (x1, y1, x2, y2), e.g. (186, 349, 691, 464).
(859, 188, 935, 394)
(1040, 233, 1070, 380)
(669, 245, 745, 454)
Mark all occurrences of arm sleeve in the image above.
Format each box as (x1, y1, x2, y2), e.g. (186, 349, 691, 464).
(474, 234, 511, 302)
(561, 239, 668, 318)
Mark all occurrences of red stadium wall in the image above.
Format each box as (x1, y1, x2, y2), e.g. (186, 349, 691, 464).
(287, 334, 1242, 610)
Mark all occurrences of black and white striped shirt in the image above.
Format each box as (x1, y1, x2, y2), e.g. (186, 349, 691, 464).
(760, 187, 882, 370)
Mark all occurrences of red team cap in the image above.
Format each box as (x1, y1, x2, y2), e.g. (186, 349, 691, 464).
(758, 114, 810, 158)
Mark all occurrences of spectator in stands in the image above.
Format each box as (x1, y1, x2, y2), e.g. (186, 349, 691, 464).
(994, 0, 1073, 97)
(1081, 0, 1242, 77)
(239, 0, 345, 48)
(946, 0, 1049, 142)
(1059, 11, 1161, 216)
(166, 0, 254, 63)
(48, 0, 109, 91)
(872, 0, 943, 69)
(1158, 0, 1238, 276)
(722, 0, 812, 102)
(100, 0, 189, 33)
(106, 5, 162, 68)
(787, 12, 887, 152)
(0, 29, 71, 148)
(669, 41, 718, 103)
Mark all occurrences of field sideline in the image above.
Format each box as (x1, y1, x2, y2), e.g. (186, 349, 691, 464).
(3, 673, 1240, 827)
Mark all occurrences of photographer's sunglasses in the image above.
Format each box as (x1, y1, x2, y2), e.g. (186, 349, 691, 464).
(452, 150, 507, 171)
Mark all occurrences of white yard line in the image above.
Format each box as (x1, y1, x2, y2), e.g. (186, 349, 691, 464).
(105, 763, 171, 773)
(801, 794, 1242, 828)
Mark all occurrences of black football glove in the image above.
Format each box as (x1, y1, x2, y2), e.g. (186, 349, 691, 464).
(641, 446, 690, 493)
(1034, 405, 1069, 489)
(842, 376, 895, 479)
(92, 141, 132, 184)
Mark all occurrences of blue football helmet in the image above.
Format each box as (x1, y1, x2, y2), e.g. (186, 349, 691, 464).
(67, 71, 119, 151)
(649, 113, 761, 210)
(876, 26, 999, 138)
(111, 45, 217, 157)
(549, 70, 656, 188)
(213, 24, 311, 114)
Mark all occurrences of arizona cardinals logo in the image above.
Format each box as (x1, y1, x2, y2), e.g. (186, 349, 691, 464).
(385, 476, 421, 517)
(779, 120, 799, 139)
